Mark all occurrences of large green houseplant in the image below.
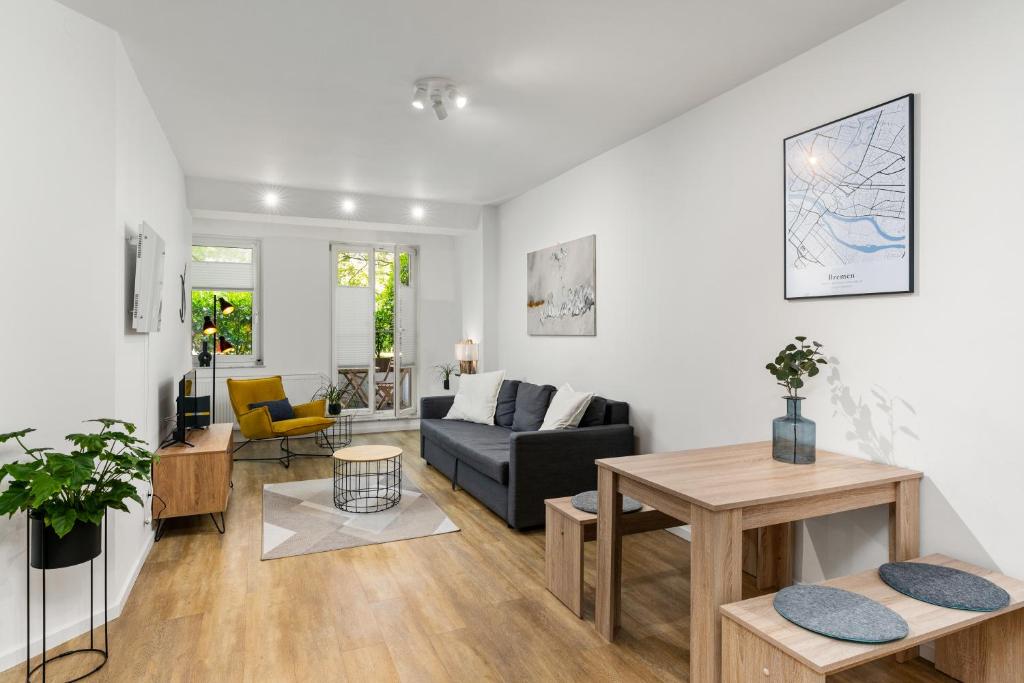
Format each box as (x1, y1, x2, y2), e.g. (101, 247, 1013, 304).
(0, 419, 155, 568)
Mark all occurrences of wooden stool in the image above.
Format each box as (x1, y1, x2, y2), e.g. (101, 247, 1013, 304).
(720, 554, 1024, 682)
(545, 496, 681, 617)
(545, 496, 794, 618)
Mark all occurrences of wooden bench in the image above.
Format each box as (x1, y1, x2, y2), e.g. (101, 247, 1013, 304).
(545, 496, 680, 617)
(720, 554, 1024, 682)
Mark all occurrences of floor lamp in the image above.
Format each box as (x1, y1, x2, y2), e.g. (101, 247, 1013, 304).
(201, 294, 234, 423)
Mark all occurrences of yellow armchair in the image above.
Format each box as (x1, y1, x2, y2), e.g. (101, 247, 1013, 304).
(227, 376, 335, 468)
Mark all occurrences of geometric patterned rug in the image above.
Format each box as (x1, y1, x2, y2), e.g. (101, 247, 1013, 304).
(261, 477, 459, 560)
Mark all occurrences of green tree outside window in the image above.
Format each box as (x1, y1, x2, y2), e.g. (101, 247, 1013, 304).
(336, 251, 410, 359)
(191, 290, 254, 357)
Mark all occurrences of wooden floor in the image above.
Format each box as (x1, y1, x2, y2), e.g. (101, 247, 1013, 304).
(5, 430, 955, 682)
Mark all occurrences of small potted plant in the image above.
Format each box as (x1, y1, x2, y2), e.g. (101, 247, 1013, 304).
(0, 419, 155, 569)
(434, 363, 457, 391)
(316, 383, 344, 415)
(764, 336, 827, 464)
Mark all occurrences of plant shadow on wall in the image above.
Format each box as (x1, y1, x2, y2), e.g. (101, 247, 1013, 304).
(826, 356, 919, 465)
(806, 357, 999, 574)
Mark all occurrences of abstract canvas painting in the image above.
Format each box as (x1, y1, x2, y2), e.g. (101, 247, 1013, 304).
(526, 234, 596, 335)
(784, 94, 913, 299)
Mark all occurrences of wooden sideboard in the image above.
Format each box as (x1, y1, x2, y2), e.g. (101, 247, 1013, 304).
(152, 423, 233, 539)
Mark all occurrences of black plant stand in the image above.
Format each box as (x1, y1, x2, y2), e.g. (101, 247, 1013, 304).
(26, 515, 108, 682)
(316, 413, 353, 451)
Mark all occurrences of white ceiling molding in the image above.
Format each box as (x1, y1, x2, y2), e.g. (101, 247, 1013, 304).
(185, 177, 481, 234)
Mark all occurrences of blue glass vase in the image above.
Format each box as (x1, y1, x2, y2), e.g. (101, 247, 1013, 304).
(772, 396, 816, 464)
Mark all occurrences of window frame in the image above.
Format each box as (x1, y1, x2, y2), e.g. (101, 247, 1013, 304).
(191, 235, 263, 368)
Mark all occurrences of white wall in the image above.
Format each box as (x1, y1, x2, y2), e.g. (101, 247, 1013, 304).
(0, 0, 190, 668)
(192, 218, 462, 406)
(112, 35, 192, 620)
(458, 207, 501, 371)
(493, 0, 1024, 581)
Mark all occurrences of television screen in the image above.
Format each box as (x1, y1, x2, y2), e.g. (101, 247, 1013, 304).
(169, 369, 208, 446)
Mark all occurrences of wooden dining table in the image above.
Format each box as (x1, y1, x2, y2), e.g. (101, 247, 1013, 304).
(595, 441, 922, 683)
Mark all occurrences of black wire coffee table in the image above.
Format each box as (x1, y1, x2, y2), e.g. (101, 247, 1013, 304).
(332, 445, 402, 513)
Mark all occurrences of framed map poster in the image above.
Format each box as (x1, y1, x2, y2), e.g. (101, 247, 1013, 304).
(784, 94, 914, 299)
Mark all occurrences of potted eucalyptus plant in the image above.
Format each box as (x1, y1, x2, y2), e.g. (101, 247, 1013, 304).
(0, 419, 154, 569)
(434, 362, 457, 391)
(764, 336, 827, 464)
(316, 383, 344, 415)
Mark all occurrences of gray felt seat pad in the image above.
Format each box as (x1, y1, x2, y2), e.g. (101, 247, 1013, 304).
(570, 490, 642, 514)
(773, 584, 909, 644)
(879, 562, 1010, 612)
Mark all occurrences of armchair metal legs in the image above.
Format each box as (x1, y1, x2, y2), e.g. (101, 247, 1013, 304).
(232, 433, 334, 468)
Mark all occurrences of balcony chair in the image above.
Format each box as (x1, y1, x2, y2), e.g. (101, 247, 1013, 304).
(227, 376, 335, 468)
(375, 358, 395, 411)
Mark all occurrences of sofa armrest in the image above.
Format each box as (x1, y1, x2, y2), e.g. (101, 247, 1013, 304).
(507, 424, 635, 529)
(420, 395, 455, 420)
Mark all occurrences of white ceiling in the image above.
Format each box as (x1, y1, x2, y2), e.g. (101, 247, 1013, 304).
(61, 0, 902, 205)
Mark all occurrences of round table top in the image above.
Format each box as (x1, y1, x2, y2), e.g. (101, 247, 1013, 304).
(333, 445, 402, 462)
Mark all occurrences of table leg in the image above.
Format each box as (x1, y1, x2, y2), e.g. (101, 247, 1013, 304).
(889, 478, 920, 561)
(889, 478, 921, 662)
(691, 505, 742, 683)
(596, 467, 622, 640)
(353, 371, 370, 408)
(756, 523, 794, 590)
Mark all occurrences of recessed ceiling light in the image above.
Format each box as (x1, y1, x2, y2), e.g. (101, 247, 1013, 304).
(410, 205, 425, 220)
(341, 198, 356, 214)
(263, 192, 279, 208)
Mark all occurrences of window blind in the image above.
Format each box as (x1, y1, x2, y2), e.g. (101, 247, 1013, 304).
(191, 260, 254, 290)
(334, 285, 373, 368)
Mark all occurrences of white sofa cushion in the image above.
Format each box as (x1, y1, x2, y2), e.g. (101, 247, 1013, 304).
(444, 370, 507, 425)
(540, 383, 594, 431)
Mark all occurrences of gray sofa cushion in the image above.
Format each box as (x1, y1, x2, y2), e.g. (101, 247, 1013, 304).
(420, 419, 511, 483)
(511, 382, 557, 432)
(605, 399, 630, 425)
(494, 380, 521, 428)
(578, 396, 608, 427)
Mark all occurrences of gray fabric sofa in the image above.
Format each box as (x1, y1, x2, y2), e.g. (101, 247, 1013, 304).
(419, 380, 634, 529)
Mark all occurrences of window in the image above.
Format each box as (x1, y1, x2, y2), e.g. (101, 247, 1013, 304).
(191, 238, 261, 366)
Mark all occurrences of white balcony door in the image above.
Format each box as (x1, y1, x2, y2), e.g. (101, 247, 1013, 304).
(331, 243, 417, 418)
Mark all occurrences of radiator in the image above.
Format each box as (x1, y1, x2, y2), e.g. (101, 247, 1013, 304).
(195, 372, 326, 427)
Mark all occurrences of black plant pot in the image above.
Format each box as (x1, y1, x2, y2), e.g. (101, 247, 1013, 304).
(443, 379, 450, 391)
(29, 511, 102, 570)
(328, 403, 342, 416)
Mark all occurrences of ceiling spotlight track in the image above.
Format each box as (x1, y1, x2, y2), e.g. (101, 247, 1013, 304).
(411, 77, 467, 120)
